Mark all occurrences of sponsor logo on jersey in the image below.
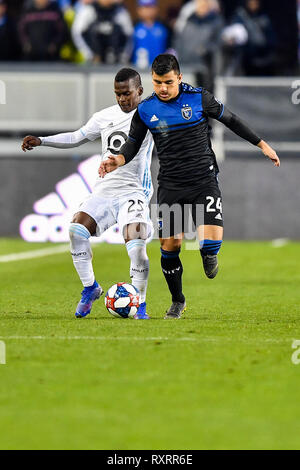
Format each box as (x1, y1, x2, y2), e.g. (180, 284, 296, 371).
(150, 115, 159, 122)
(181, 105, 192, 120)
(215, 213, 223, 220)
(107, 131, 128, 155)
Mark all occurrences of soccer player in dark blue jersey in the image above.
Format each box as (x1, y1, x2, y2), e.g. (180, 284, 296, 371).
(99, 54, 280, 319)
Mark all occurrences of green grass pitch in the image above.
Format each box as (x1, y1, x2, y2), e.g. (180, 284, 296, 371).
(0, 238, 300, 450)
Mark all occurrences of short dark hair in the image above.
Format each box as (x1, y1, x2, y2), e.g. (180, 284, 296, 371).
(115, 68, 142, 88)
(152, 54, 181, 76)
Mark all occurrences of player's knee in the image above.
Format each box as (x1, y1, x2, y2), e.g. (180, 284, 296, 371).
(160, 239, 182, 252)
(126, 239, 148, 260)
(69, 223, 91, 242)
(200, 239, 223, 255)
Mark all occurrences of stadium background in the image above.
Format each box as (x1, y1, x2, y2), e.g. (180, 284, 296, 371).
(0, 0, 299, 241)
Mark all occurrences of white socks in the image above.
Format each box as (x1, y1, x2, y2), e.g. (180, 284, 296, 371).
(69, 223, 95, 287)
(126, 239, 149, 304)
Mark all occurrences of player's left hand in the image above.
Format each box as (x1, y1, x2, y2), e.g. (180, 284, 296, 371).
(258, 140, 280, 167)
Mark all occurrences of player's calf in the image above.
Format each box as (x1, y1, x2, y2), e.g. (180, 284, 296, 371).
(126, 239, 150, 318)
(160, 248, 185, 303)
(69, 223, 103, 317)
(69, 223, 95, 287)
(200, 239, 222, 279)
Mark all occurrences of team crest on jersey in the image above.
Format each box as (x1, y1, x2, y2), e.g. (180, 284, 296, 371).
(181, 105, 192, 120)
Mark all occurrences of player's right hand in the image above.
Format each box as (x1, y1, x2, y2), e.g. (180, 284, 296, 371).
(98, 155, 125, 177)
(21, 135, 41, 152)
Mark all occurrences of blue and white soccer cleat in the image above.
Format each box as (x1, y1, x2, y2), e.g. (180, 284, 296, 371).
(134, 302, 150, 320)
(75, 281, 103, 318)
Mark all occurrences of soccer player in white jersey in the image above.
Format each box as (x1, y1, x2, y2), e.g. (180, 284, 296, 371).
(21, 68, 154, 319)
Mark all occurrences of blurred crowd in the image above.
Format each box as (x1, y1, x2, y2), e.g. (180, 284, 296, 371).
(0, 0, 295, 83)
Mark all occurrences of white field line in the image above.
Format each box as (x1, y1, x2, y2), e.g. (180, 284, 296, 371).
(271, 238, 290, 248)
(0, 244, 69, 263)
(0, 336, 292, 345)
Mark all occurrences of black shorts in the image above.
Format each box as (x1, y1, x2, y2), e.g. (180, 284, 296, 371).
(157, 180, 223, 238)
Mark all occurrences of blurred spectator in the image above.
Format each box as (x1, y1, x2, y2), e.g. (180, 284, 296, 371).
(173, 0, 223, 90)
(19, 0, 68, 61)
(72, 0, 133, 64)
(223, 0, 277, 76)
(73, 0, 94, 13)
(57, 0, 93, 14)
(132, 0, 169, 69)
(56, 0, 72, 11)
(0, 0, 20, 60)
(174, 0, 220, 32)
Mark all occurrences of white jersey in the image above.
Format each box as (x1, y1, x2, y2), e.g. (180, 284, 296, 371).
(81, 105, 153, 199)
(40, 104, 154, 200)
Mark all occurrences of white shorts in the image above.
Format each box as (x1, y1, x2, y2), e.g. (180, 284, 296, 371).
(76, 192, 152, 239)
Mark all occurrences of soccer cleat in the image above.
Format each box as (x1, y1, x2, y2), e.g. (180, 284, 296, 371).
(75, 281, 103, 318)
(164, 301, 186, 319)
(134, 302, 150, 320)
(201, 252, 219, 279)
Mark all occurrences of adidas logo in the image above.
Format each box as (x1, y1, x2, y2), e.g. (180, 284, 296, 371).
(150, 115, 159, 122)
(215, 213, 223, 221)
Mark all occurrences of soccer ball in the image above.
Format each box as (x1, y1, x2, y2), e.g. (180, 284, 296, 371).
(105, 283, 140, 318)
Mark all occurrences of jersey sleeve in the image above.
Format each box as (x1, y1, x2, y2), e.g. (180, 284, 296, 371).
(202, 89, 261, 146)
(40, 112, 103, 148)
(120, 108, 148, 163)
(40, 129, 89, 148)
(202, 89, 225, 120)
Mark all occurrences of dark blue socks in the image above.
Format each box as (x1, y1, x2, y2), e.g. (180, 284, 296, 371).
(200, 239, 223, 255)
(160, 248, 185, 303)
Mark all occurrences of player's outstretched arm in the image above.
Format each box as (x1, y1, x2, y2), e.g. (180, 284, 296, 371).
(21, 118, 101, 152)
(257, 140, 280, 167)
(202, 90, 280, 168)
(218, 110, 281, 167)
(21, 135, 41, 152)
(99, 154, 125, 177)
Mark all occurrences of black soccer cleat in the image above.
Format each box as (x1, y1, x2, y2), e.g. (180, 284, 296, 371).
(201, 252, 219, 279)
(164, 301, 186, 319)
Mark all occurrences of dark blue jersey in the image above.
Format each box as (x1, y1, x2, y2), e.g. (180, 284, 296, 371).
(121, 83, 261, 190)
